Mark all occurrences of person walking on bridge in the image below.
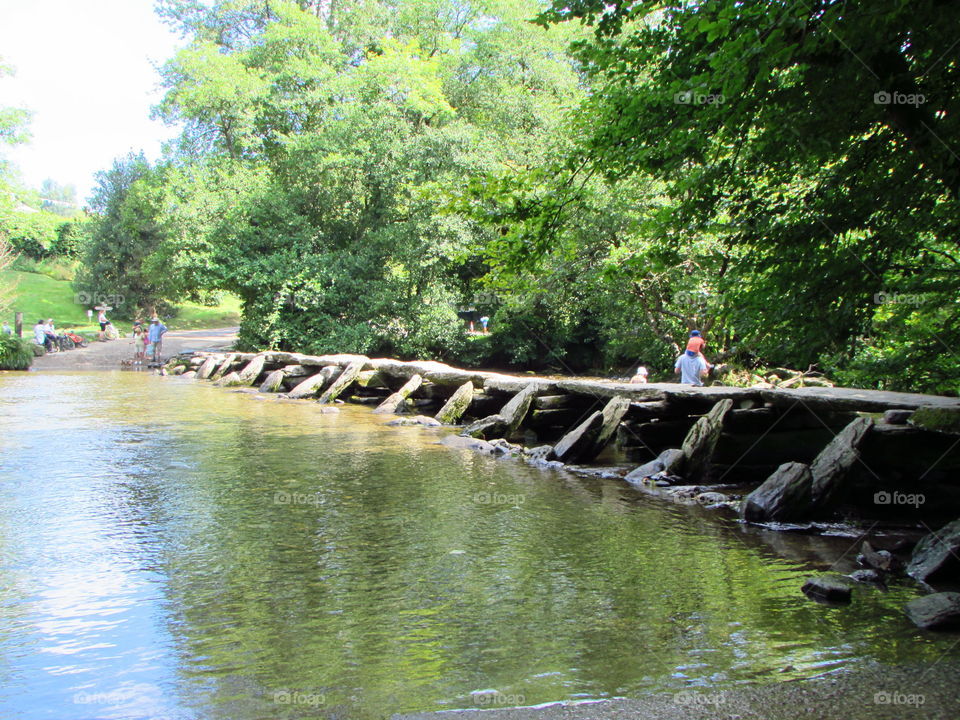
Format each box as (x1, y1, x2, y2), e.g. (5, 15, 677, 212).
(674, 350, 709, 386)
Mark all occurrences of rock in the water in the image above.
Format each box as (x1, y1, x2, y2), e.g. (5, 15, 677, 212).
(374, 374, 423, 414)
(801, 575, 853, 603)
(907, 518, 960, 585)
(169, 365, 186, 376)
(524, 445, 557, 463)
(552, 410, 604, 463)
(387, 415, 442, 427)
(318, 360, 365, 404)
(910, 405, 960, 435)
(288, 371, 329, 399)
(739, 462, 813, 523)
(434, 381, 474, 424)
(848, 569, 885, 585)
(439, 434, 496, 454)
(696, 491, 729, 505)
(259, 369, 285, 393)
(809, 416, 874, 507)
(625, 448, 686, 484)
(904, 592, 960, 630)
(196, 356, 219, 380)
(858, 540, 899, 572)
(680, 399, 734, 480)
(210, 353, 239, 381)
(215, 371, 244, 387)
(552, 395, 630, 464)
(497, 383, 539, 435)
(883, 409, 913, 425)
(237, 354, 267, 385)
(460, 414, 506, 438)
(181, 370, 197, 379)
(488, 438, 523, 455)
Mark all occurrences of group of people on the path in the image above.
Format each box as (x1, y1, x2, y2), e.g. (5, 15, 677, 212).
(29, 319, 84, 353)
(630, 329, 714, 386)
(131, 317, 167, 365)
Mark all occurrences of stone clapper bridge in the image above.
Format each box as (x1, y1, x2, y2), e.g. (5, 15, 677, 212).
(166, 350, 960, 626)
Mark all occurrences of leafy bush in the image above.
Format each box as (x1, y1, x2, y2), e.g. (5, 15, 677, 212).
(0, 335, 33, 370)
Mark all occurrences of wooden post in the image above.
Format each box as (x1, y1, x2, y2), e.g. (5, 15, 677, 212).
(14, 312, 22, 338)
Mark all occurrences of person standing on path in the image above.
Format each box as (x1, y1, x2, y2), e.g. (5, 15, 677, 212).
(674, 351, 709, 386)
(148, 317, 167, 363)
(2, 321, 11, 335)
(97, 308, 109, 341)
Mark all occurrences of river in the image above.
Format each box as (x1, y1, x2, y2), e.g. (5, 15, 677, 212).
(0, 371, 953, 719)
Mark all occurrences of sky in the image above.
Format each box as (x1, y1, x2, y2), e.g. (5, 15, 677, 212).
(0, 0, 184, 204)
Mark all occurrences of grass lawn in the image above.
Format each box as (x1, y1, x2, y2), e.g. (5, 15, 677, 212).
(2, 270, 242, 335)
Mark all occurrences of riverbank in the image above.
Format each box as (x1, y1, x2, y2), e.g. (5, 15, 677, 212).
(397, 660, 959, 720)
(30, 326, 237, 371)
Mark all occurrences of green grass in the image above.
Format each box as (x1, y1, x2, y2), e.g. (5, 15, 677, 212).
(2, 270, 242, 334)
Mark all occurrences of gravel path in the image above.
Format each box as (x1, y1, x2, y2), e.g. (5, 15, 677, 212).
(31, 327, 238, 371)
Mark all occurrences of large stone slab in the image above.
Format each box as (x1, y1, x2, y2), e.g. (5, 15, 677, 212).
(498, 383, 538, 435)
(739, 462, 813, 523)
(680, 398, 733, 480)
(318, 359, 365, 403)
(259, 369, 285, 393)
(238, 354, 267, 385)
(435, 381, 474, 424)
(809, 416, 874, 507)
(907, 518, 960, 585)
(552, 411, 604, 463)
(287, 371, 330, 399)
(196, 356, 220, 380)
(373, 374, 423, 414)
(910, 405, 960, 435)
(625, 448, 686, 484)
(210, 353, 240, 381)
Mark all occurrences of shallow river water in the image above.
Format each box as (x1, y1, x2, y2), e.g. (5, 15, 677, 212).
(0, 372, 953, 719)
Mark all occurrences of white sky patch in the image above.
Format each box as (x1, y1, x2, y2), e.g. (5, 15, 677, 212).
(0, 0, 184, 203)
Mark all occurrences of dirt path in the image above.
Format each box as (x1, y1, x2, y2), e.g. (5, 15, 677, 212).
(31, 327, 238, 371)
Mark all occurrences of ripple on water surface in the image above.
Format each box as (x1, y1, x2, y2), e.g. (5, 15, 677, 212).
(0, 371, 951, 719)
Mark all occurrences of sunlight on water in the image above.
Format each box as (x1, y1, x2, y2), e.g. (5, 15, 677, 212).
(0, 372, 950, 719)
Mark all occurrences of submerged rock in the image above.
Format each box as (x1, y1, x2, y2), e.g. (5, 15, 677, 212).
(848, 569, 886, 586)
(905, 592, 960, 630)
(386, 415, 441, 427)
(802, 575, 853, 603)
(439, 435, 496, 454)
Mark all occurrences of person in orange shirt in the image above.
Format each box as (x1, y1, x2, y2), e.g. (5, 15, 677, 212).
(685, 330, 710, 367)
